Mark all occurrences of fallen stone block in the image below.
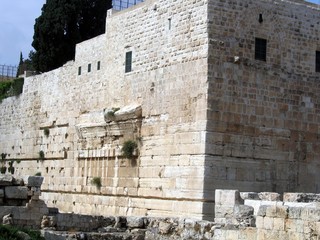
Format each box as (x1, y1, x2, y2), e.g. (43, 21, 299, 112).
(23, 176, 44, 187)
(127, 216, 145, 228)
(0, 175, 13, 186)
(5, 186, 28, 199)
(258, 192, 281, 201)
(215, 189, 243, 206)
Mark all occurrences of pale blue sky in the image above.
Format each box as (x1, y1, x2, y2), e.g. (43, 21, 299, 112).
(0, 0, 319, 66)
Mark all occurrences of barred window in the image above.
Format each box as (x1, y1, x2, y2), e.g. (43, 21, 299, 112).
(125, 51, 132, 73)
(97, 61, 101, 70)
(255, 38, 267, 61)
(78, 67, 81, 75)
(88, 63, 91, 73)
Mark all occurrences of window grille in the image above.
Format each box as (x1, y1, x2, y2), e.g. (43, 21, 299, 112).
(255, 38, 267, 61)
(125, 51, 132, 73)
(113, 0, 144, 10)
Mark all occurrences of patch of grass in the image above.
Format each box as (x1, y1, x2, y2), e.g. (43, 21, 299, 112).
(0, 224, 44, 240)
(0, 81, 12, 102)
(0, 78, 24, 102)
(11, 78, 24, 96)
(91, 177, 102, 190)
(121, 140, 138, 159)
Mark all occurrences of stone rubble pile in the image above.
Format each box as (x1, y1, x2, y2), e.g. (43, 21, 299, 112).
(0, 174, 48, 228)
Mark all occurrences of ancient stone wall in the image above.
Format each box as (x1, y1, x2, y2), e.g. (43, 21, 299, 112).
(206, 0, 320, 199)
(0, 0, 209, 219)
(214, 189, 320, 240)
(0, 0, 319, 221)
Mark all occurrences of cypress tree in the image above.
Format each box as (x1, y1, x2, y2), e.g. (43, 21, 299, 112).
(31, 0, 112, 73)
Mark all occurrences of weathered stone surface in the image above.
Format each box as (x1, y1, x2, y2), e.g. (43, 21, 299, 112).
(0, 0, 320, 221)
(127, 216, 145, 228)
(158, 221, 172, 234)
(240, 192, 260, 200)
(23, 176, 44, 187)
(3, 213, 13, 225)
(284, 193, 320, 203)
(5, 186, 28, 199)
(0, 175, 13, 186)
(258, 192, 281, 201)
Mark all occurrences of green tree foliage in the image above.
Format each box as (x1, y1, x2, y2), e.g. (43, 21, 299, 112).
(16, 52, 35, 77)
(31, 0, 112, 73)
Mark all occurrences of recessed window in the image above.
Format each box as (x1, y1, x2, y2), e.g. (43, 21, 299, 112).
(88, 63, 91, 73)
(97, 61, 101, 70)
(125, 51, 132, 73)
(316, 51, 320, 72)
(78, 67, 81, 75)
(255, 38, 267, 61)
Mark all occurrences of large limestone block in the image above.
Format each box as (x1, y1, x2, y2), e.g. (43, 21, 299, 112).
(0, 175, 13, 186)
(23, 176, 44, 187)
(258, 192, 281, 201)
(5, 186, 28, 199)
(104, 104, 142, 122)
(215, 189, 243, 206)
(265, 206, 288, 218)
(126, 216, 145, 228)
(284, 193, 320, 202)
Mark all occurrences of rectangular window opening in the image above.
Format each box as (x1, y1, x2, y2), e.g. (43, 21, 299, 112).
(78, 66, 81, 75)
(255, 38, 267, 61)
(97, 61, 101, 70)
(125, 51, 132, 73)
(316, 51, 320, 73)
(88, 63, 91, 73)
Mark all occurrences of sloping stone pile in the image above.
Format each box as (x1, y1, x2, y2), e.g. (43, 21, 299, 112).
(0, 174, 48, 228)
(42, 216, 221, 240)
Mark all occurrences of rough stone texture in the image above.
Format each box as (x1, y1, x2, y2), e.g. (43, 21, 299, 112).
(0, 0, 319, 220)
(23, 176, 44, 187)
(5, 186, 28, 199)
(0, 175, 13, 186)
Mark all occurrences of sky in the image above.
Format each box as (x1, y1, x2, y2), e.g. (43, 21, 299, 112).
(0, 0, 319, 67)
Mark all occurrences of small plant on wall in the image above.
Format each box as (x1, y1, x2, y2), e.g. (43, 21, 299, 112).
(44, 128, 50, 137)
(39, 151, 45, 161)
(8, 161, 14, 174)
(106, 107, 120, 118)
(0, 153, 6, 174)
(0, 166, 6, 174)
(121, 140, 138, 159)
(91, 177, 102, 190)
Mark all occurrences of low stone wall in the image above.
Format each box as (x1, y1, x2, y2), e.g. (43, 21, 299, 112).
(214, 189, 320, 239)
(0, 174, 48, 229)
(42, 215, 219, 240)
(3, 181, 320, 239)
